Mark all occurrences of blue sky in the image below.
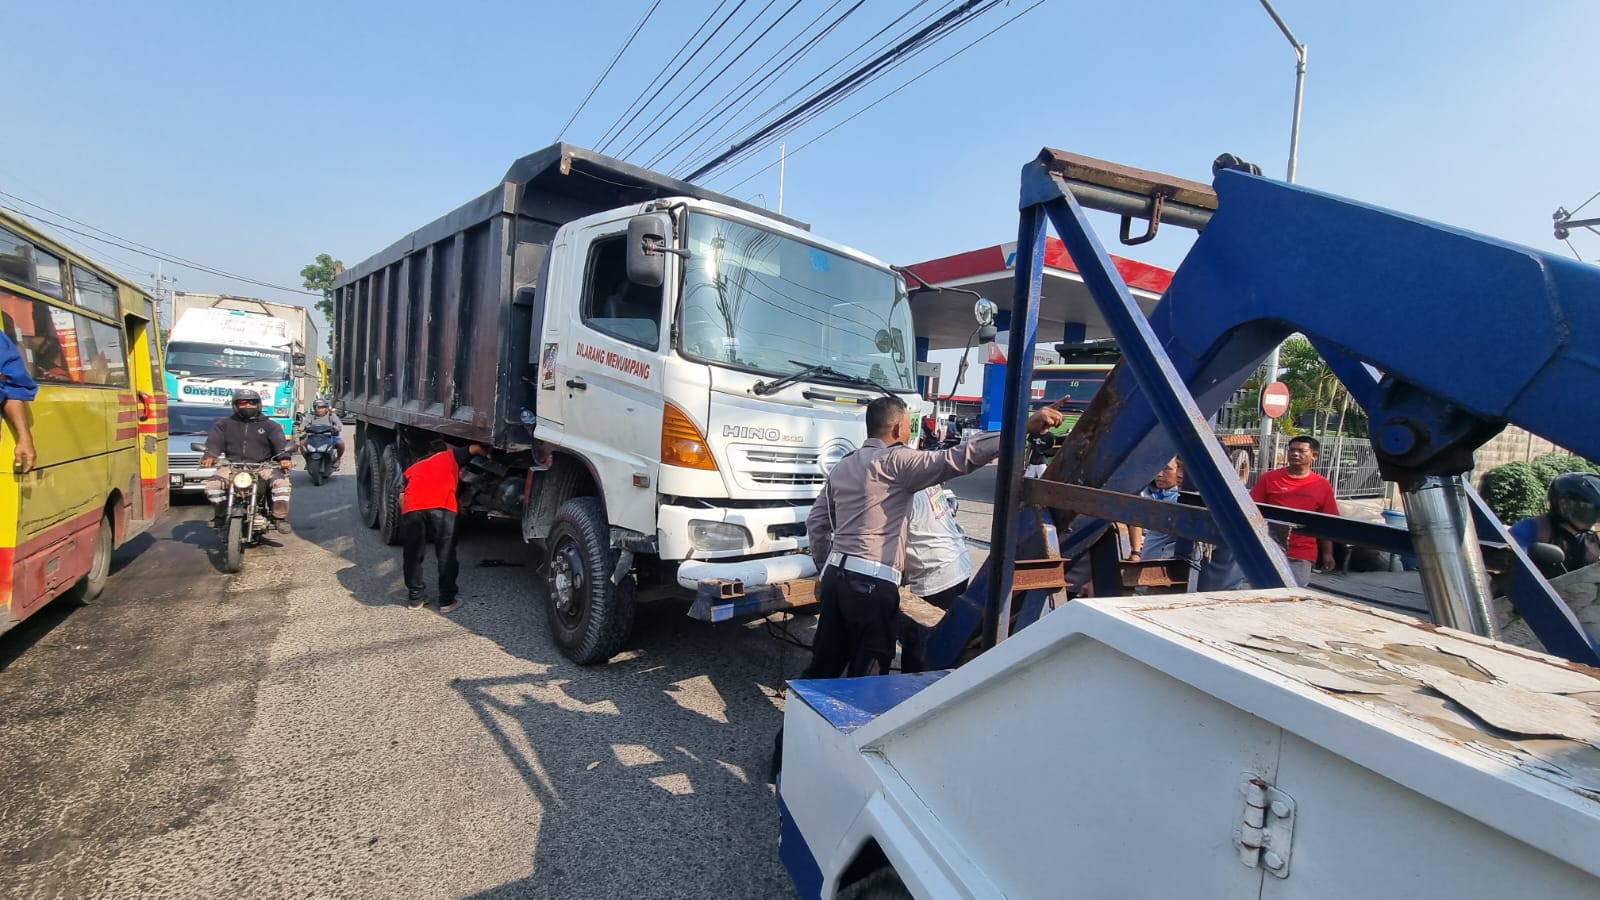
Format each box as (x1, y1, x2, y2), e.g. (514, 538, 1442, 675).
(2, 0, 1594, 353)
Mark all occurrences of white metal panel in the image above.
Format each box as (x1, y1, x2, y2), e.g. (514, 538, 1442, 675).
(873, 638, 1276, 899)
(1264, 730, 1598, 898)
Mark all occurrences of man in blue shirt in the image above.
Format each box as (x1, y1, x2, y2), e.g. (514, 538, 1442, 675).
(0, 330, 39, 472)
(1129, 457, 1183, 561)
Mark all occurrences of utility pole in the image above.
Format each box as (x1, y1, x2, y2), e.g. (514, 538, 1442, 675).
(778, 143, 786, 216)
(1254, 0, 1307, 473)
(150, 263, 178, 330)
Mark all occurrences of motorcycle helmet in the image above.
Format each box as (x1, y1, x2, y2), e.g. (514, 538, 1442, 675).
(231, 388, 263, 421)
(1549, 472, 1600, 531)
(313, 396, 331, 413)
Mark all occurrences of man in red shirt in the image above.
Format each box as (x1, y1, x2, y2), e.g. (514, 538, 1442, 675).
(1250, 435, 1339, 586)
(400, 441, 487, 611)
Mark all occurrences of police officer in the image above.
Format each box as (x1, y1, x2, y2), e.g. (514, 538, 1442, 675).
(802, 396, 1062, 678)
(202, 388, 294, 531)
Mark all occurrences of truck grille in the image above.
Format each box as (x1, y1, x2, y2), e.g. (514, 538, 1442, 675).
(750, 471, 826, 486)
(169, 451, 204, 469)
(744, 449, 820, 465)
(730, 443, 828, 491)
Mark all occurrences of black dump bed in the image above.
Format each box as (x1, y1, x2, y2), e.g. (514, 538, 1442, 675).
(331, 143, 802, 448)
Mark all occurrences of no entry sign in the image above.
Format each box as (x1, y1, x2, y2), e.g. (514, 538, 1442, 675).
(1260, 380, 1291, 419)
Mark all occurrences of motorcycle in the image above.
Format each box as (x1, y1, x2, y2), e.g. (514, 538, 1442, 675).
(191, 442, 275, 573)
(300, 424, 340, 486)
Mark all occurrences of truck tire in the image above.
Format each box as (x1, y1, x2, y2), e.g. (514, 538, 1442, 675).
(851, 868, 912, 900)
(62, 515, 113, 604)
(544, 497, 635, 665)
(357, 442, 381, 529)
(378, 447, 404, 546)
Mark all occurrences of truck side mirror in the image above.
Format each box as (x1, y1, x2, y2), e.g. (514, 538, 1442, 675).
(292, 352, 307, 367)
(626, 213, 673, 288)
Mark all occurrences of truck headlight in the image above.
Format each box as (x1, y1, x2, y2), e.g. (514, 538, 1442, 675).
(689, 520, 751, 552)
(232, 472, 255, 489)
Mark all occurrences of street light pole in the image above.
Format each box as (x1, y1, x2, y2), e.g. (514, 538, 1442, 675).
(1255, 0, 1307, 473)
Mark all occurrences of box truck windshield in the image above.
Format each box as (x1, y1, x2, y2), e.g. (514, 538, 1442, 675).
(679, 212, 915, 392)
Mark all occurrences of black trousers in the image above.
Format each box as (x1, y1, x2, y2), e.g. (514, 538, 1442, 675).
(402, 509, 459, 601)
(802, 566, 900, 679)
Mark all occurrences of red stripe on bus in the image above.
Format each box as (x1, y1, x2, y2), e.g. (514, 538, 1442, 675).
(0, 546, 12, 612)
(15, 508, 104, 558)
(115, 428, 139, 441)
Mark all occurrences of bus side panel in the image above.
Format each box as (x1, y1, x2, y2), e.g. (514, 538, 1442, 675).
(11, 507, 99, 618)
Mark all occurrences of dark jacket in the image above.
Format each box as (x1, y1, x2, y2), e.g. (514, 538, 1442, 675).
(205, 413, 291, 463)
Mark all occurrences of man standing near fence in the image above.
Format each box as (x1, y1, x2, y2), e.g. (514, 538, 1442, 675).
(1250, 435, 1339, 586)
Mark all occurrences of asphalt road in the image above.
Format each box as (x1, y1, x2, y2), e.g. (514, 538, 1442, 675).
(0, 462, 808, 899)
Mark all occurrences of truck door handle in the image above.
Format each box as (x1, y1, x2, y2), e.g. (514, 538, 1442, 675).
(566, 378, 587, 390)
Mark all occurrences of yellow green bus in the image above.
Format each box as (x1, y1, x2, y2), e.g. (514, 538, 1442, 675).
(0, 209, 168, 633)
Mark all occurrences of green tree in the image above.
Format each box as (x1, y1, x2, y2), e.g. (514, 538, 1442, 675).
(300, 253, 343, 354)
(1481, 453, 1600, 524)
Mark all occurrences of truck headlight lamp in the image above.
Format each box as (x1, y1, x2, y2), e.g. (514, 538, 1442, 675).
(689, 520, 751, 552)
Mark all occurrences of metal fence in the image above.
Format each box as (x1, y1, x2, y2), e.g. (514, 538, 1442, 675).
(1253, 432, 1386, 499)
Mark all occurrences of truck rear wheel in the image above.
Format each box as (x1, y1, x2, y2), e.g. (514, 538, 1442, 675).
(544, 497, 635, 665)
(378, 447, 404, 546)
(357, 442, 381, 529)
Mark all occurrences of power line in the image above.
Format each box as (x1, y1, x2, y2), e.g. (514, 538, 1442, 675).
(617, 0, 806, 162)
(703, 0, 991, 177)
(556, 0, 663, 141)
(720, 0, 1046, 193)
(618, 0, 805, 163)
(645, 0, 866, 173)
(596, 0, 742, 155)
(0, 194, 318, 296)
(683, 0, 993, 182)
(670, 0, 941, 178)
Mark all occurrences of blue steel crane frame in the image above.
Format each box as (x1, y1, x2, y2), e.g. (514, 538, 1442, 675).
(930, 149, 1600, 668)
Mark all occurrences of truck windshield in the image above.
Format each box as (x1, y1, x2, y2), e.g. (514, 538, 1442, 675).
(679, 213, 915, 392)
(166, 341, 289, 379)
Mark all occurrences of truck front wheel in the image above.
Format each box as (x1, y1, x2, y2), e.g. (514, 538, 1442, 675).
(544, 497, 635, 665)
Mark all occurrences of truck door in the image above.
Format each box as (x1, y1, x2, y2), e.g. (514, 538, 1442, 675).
(554, 223, 666, 533)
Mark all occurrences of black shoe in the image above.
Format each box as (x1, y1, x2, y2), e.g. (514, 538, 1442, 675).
(272, 518, 293, 535)
(438, 597, 460, 613)
(407, 593, 427, 609)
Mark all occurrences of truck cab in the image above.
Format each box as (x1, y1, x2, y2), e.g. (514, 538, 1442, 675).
(533, 198, 923, 575)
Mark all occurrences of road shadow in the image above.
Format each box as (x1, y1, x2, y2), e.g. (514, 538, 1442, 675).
(0, 532, 161, 671)
(455, 645, 799, 899)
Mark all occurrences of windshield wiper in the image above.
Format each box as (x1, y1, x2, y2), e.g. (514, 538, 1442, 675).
(752, 360, 896, 398)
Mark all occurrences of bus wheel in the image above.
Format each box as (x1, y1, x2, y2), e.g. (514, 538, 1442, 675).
(544, 497, 635, 665)
(378, 447, 403, 546)
(357, 442, 381, 529)
(63, 516, 113, 604)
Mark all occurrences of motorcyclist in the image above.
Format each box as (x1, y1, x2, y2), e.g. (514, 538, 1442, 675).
(299, 396, 345, 470)
(1510, 472, 1600, 574)
(202, 388, 294, 531)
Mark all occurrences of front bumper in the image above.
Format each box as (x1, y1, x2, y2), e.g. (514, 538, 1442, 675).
(657, 501, 809, 561)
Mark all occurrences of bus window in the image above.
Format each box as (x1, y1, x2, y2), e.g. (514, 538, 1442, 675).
(0, 225, 33, 287)
(0, 289, 126, 386)
(71, 265, 119, 318)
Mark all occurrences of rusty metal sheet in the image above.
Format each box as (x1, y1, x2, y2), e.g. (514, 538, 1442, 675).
(1039, 147, 1219, 211)
(1012, 559, 1070, 592)
(1118, 591, 1600, 798)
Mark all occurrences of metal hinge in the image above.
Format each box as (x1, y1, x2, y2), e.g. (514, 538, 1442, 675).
(1234, 776, 1296, 879)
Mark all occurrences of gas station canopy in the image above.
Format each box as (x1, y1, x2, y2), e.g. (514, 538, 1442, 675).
(904, 237, 1173, 351)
